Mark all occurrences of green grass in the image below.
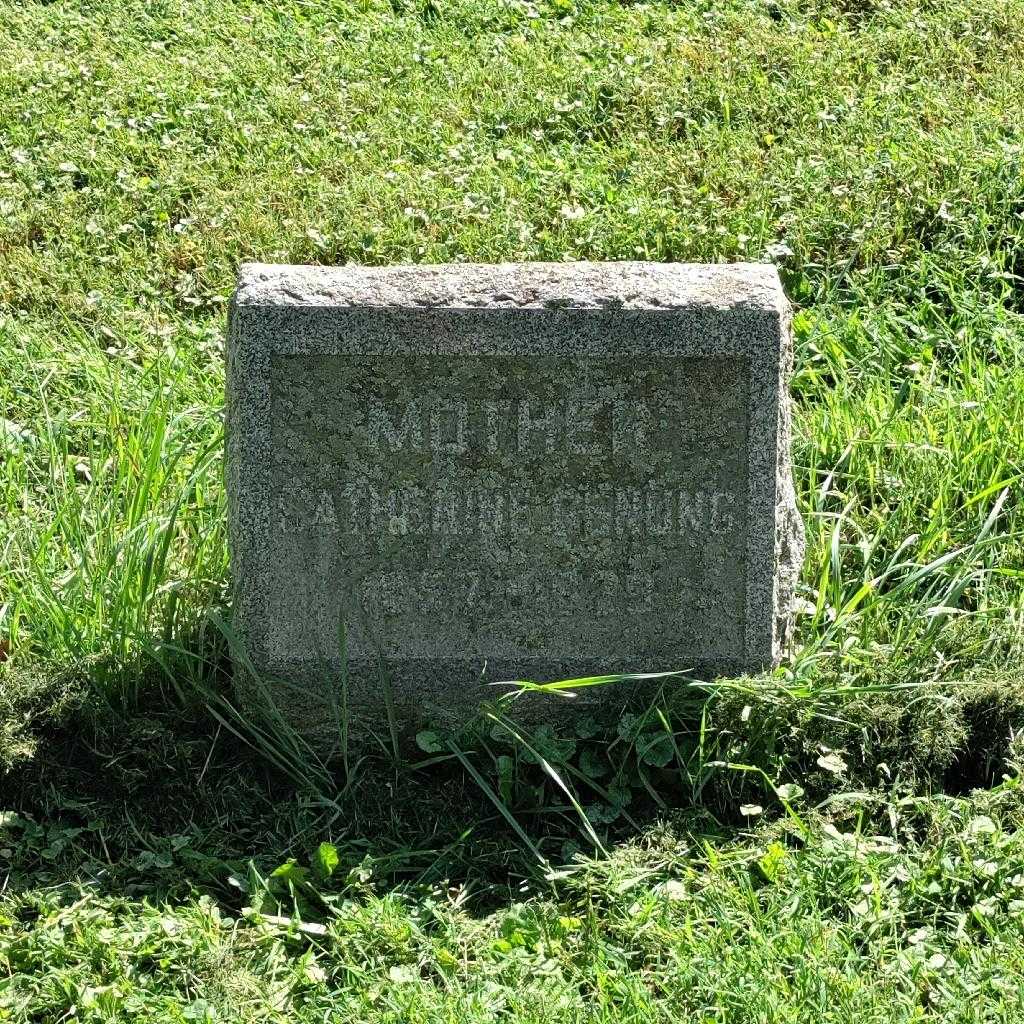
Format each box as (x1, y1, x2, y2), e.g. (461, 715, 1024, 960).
(4, 772, 1024, 1022)
(2, 0, 1024, 1019)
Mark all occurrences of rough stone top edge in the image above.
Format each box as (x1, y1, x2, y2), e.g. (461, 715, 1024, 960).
(233, 261, 787, 314)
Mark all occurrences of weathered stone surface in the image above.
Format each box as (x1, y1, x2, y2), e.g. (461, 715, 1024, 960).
(226, 261, 804, 740)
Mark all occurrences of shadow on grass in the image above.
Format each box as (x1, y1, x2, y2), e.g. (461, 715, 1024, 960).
(6, 610, 1023, 922)
(1, 708, 724, 919)
(0, 620, 723, 918)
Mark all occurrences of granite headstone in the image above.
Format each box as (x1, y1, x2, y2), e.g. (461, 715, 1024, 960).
(226, 261, 804, 738)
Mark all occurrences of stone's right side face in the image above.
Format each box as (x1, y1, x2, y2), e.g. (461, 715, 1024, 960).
(225, 262, 805, 741)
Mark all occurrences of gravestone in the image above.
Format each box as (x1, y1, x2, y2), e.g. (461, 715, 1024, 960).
(226, 261, 804, 738)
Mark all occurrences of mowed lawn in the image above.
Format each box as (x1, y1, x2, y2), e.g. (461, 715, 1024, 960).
(2, 0, 1024, 1021)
